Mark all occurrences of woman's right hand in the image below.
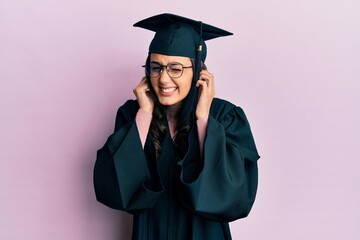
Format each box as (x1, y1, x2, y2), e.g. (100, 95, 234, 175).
(133, 76, 154, 113)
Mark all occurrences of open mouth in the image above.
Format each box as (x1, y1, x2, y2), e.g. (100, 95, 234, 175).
(160, 87, 177, 94)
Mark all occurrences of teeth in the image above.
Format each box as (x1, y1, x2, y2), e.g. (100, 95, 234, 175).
(161, 87, 176, 93)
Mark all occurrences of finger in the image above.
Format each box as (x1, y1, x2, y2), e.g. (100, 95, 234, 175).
(139, 77, 150, 87)
(139, 76, 147, 82)
(200, 70, 214, 79)
(200, 69, 211, 75)
(136, 83, 149, 92)
(196, 79, 208, 89)
(201, 71, 215, 83)
(134, 78, 151, 93)
(198, 76, 212, 87)
(199, 74, 214, 86)
(197, 76, 215, 95)
(199, 72, 210, 80)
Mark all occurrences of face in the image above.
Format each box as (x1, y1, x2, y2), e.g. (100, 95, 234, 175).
(149, 53, 193, 106)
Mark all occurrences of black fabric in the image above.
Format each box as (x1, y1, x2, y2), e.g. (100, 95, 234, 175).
(133, 13, 233, 61)
(93, 98, 260, 240)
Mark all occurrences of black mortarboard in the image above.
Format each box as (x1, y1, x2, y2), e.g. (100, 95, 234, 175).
(133, 13, 233, 62)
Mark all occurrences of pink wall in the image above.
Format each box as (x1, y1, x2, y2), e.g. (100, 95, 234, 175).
(1, 1, 359, 239)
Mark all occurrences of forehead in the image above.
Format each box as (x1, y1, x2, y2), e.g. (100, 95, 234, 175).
(150, 53, 192, 64)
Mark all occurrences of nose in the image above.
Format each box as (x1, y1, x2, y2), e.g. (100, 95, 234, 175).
(158, 67, 172, 83)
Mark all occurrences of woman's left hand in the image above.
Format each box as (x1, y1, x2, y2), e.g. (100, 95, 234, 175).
(196, 70, 215, 119)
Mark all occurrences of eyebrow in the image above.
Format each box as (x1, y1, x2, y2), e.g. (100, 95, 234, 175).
(150, 61, 186, 65)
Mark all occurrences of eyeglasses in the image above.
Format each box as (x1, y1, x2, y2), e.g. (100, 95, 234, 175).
(143, 62, 192, 78)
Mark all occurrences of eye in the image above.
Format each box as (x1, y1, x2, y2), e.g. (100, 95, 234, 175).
(150, 63, 161, 72)
(151, 66, 161, 71)
(169, 63, 182, 72)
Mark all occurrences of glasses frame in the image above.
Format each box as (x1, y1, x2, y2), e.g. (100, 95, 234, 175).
(143, 62, 193, 79)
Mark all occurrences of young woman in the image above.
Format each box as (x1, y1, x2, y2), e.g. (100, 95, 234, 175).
(94, 13, 260, 240)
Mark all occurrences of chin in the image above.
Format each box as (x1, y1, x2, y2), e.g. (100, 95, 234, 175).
(156, 94, 185, 106)
(158, 98, 180, 106)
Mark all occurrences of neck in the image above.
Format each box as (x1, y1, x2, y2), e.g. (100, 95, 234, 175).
(166, 104, 181, 120)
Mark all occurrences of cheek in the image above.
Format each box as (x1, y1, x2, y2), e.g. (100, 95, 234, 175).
(150, 78, 158, 89)
(182, 80, 192, 94)
(177, 81, 192, 100)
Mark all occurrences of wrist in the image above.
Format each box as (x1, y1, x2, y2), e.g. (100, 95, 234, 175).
(141, 106, 153, 113)
(196, 111, 209, 120)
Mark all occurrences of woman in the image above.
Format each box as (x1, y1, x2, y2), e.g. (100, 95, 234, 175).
(94, 13, 260, 240)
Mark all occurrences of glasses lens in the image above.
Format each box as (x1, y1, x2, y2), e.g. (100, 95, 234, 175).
(149, 63, 162, 77)
(168, 63, 183, 78)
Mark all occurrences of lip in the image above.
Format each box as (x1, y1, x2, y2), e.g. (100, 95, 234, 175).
(159, 87, 177, 96)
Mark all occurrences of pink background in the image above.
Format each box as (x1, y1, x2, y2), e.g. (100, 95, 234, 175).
(1, 0, 359, 239)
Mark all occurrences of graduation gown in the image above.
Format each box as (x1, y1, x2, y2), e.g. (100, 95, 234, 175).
(93, 98, 260, 240)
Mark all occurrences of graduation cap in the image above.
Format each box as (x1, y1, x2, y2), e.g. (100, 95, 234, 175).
(133, 13, 233, 63)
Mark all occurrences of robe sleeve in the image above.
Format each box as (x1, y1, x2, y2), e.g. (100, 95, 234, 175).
(178, 106, 260, 222)
(93, 100, 163, 213)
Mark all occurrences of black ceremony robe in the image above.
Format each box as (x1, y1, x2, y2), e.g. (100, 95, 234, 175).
(93, 98, 260, 240)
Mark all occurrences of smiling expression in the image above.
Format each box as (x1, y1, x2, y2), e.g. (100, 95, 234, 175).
(150, 53, 193, 106)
